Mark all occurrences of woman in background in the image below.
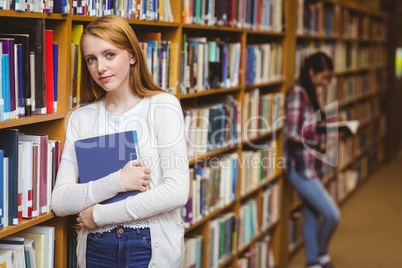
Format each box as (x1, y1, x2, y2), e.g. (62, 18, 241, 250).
(285, 51, 340, 268)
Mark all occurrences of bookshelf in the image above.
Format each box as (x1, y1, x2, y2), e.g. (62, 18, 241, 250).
(0, 0, 389, 268)
(283, 0, 389, 264)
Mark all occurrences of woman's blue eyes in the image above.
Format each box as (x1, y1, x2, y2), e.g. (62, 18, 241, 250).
(86, 53, 115, 63)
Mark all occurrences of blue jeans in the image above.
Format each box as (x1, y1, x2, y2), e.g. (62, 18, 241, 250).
(86, 227, 152, 268)
(288, 168, 340, 265)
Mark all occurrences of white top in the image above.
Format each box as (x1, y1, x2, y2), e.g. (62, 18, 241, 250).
(52, 93, 189, 268)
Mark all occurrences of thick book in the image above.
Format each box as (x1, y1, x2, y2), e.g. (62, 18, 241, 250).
(0, 129, 19, 226)
(44, 30, 54, 113)
(0, 150, 3, 229)
(52, 44, 58, 112)
(0, 18, 47, 115)
(0, 38, 15, 121)
(74, 131, 140, 205)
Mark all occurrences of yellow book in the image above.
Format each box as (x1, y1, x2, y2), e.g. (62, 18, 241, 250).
(0, 260, 6, 268)
(11, 231, 45, 268)
(169, 42, 179, 94)
(71, 25, 84, 109)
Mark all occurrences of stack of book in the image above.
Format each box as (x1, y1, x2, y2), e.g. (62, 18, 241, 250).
(0, 129, 61, 229)
(72, 0, 173, 22)
(0, 19, 60, 122)
(183, 0, 283, 32)
(238, 235, 274, 268)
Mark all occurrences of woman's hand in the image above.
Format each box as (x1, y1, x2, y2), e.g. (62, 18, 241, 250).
(120, 159, 151, 192)
(77, 205, 98, 230)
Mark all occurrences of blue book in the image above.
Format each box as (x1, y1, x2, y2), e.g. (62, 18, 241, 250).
(53, 44, 58, 112)
(0, 129, 19, 226)
(0, 150, 3, 229)
(74, 131, 140, 205)
(17, 44, 25, 118)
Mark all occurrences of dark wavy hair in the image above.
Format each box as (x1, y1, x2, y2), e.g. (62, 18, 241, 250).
(299, 51, 333, 112)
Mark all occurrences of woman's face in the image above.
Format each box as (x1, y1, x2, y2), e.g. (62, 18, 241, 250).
(309, 69, 333, 87)
(82, 35, 136, 94)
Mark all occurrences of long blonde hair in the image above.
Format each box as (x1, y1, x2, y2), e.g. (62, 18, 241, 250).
(79, 15, 164, 104)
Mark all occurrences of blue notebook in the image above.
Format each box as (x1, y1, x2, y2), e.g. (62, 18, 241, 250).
(74, 131, 140, 204)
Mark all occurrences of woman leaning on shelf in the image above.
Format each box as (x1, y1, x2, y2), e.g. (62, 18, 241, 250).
(51, 15, 189, 268)
(284, 52, 340, 268)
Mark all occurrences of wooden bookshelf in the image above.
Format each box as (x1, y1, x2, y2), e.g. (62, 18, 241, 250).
(283, 0, 389, 264)
(0, 0, 389, 268)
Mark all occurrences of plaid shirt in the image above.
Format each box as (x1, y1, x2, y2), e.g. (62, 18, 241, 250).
(284, 85, 327, 180)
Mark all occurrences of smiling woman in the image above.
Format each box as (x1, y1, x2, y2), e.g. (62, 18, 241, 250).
(51, 15, 189, 268)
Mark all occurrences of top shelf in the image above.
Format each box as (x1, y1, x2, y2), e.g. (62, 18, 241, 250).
(0, 10, 67, 19)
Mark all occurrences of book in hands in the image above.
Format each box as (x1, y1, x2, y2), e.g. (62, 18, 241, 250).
(327, 120, 359, 135)
(74, 131, 140, 205)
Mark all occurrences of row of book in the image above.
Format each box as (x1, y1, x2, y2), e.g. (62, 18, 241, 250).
(338, 71, 386, 104)
(339, 98, 380, 123)
(0, 129, 61, 229)
(183, 95, 240, 156)
(242, 89, 284, 140)
(295, 42, 386, 78)
(72, 0, 174, 22)
(209, 212, 237, 267)
(238, 199, 258, 248)
(183, 153, 238, 228)
(245, 43, 283, 86)
(0, 0, 69, 13)
(183, 234, 204, 268)
(239, 140, 280, 196)
(0, 19, 59, 122)
(288, 210, 303, 251)
(0, 225, 55, 268)
(180, 35, 241, 94)
(296, 0, 387, 40)
(338, 169, 359, 202)
(183, 0, 283, 32)
(316, 77, 338, 107)
(238, 235, 275, 268)
(71, 27, 179, 109)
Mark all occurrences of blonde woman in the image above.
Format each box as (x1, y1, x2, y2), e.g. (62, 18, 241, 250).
(52, 15, 189, 268)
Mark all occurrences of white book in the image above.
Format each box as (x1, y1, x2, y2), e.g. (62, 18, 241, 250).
(26, 226, 55, 268)
(327, 120, 360, 135)
(19, 140, 33, 218)
(23, 238, 37, 268)
(0, 250, 16, 268)
(0, 237, 26, 268)
(30, 52, 36, 113)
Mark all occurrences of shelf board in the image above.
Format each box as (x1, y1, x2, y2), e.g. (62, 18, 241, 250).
(240, 172, 282, 200)
(0, 113, 67, 129)
(245, 79, 285, 90)
(188, 144, 239, 165)
(72, 15, 180, 27)
(291, 200, 303, 212)
(242, 125, 283, 146)
(246, 29, 285, 36)
(182, 23, 243, 32)
(0, 213, 56, 239)
(185, 202, 236, 233)
(0, 10, 66, 19)
(178, 86, 242, 99)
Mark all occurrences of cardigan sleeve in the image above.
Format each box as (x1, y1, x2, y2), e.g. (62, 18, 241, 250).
(93, 94, 190, 226)
(51, 110, 126, 217)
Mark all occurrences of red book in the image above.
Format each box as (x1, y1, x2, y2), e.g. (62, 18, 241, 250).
(257, 0, 262, 31)
(45, 30, 54, 113)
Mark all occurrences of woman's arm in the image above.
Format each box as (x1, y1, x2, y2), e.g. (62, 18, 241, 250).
(51, 113, 126, 217)
(286, 88, 322, 148)
(92, 95, 190, 226)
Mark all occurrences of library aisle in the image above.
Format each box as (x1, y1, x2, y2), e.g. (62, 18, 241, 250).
(288, 151, 402, 268)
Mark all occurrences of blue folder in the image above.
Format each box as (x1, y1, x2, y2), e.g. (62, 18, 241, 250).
(74, 131, 140, 204)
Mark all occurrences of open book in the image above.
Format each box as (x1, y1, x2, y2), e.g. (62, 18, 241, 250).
(327, 120, 359, 135)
